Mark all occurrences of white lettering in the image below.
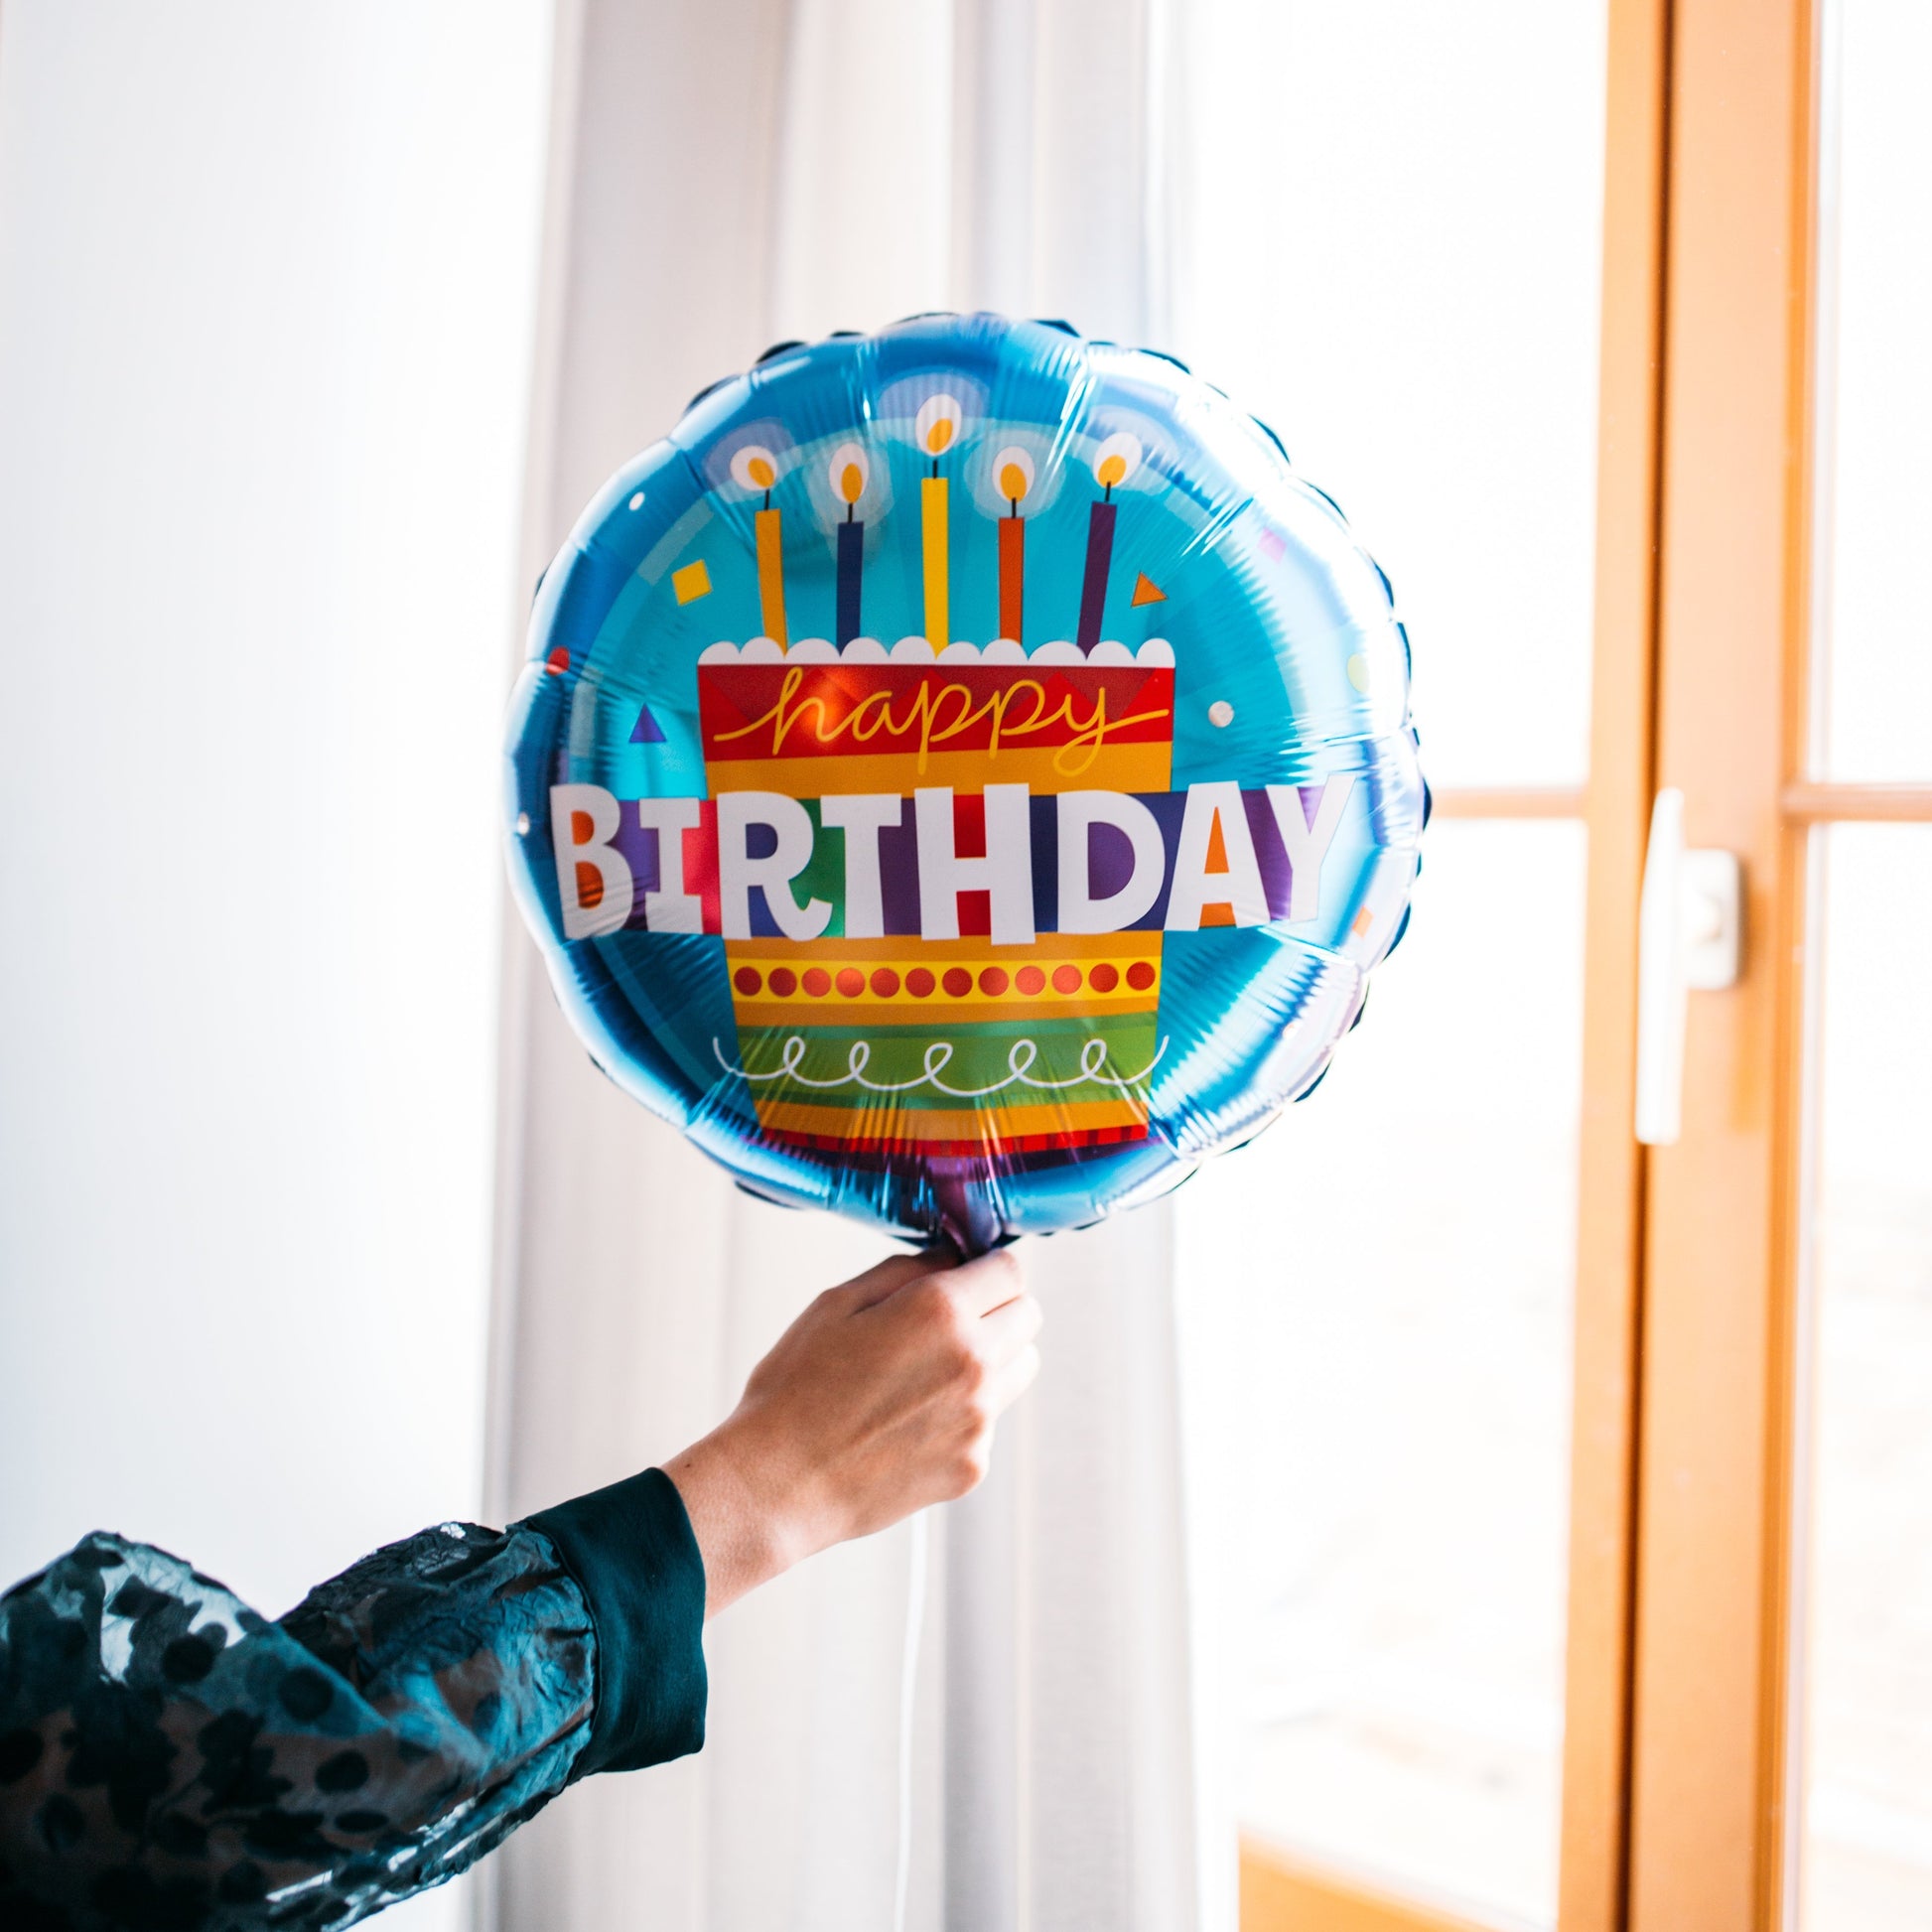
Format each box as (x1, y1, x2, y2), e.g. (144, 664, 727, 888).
(549, 784, 632, 940)
(1264, 776, 1355, 921)
(914, 784, 1035, 944)
(717, 791, 832, 941)
(819, 793, 902, 939)
(634, 796, 703, 932)
(1057, 791, 1167, 934)
(1164, 781, 1269, 931)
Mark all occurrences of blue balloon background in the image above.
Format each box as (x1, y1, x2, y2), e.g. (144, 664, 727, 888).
(503, 315, 1426, 1250)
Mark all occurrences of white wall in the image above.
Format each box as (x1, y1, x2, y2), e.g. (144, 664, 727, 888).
(0, 0, 547, 1674)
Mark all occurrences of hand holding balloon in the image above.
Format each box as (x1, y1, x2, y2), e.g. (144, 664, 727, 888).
(665, 1248, 1040, 1616)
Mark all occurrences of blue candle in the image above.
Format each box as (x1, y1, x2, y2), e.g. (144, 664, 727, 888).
(829, 441, 868, 647)
(837, 518, 863, 645)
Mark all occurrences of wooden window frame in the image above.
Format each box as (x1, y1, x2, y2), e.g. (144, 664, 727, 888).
(1239, 0, 1670, 1919)
(1621, 0, 1813, 1927)
(1631, 2, 1929, 1928)
(1243, 1, 1932, 1927)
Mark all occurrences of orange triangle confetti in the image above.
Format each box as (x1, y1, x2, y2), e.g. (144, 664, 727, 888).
(1130, 572, 1167, 607)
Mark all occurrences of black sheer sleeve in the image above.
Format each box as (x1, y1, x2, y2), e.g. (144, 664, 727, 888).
(0, 1474, 706, 1931)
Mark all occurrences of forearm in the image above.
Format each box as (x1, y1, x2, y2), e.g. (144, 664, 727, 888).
(0, 1244, 1035, 1929)
(664, 1420, 806, 1618)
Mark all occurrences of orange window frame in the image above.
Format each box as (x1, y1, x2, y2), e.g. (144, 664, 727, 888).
(1244, 1, 1932, 1927)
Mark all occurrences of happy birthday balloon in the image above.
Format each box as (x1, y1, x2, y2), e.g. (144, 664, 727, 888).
(504, 315, 1425, 1252)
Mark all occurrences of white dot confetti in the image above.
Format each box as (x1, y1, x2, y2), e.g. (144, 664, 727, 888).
(627, 491, 645, 510)
(1208, 700, 1234, 729)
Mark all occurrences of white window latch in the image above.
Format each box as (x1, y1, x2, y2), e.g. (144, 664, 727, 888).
(1634, 787, 1744, 1146)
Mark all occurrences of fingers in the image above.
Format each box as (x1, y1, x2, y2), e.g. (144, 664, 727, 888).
(974, 1288, 1042, 1365)
(838, 1244, 1026, 1319)
(839, 1247, 953, 1311)
(946, 1246, 1028, 1316)
(983, 1342, 1041, 1418)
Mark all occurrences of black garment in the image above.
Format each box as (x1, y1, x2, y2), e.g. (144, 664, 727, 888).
(0, 1469, 706, 1930)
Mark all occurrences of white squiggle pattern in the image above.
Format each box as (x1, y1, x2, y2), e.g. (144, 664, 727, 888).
(712, 1034, 1168, 1100)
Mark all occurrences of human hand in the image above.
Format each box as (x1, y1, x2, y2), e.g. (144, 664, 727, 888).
(664, 1248, 1040, 1618)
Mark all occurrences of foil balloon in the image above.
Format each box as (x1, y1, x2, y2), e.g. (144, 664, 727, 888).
(504, 314, 1425, 1251)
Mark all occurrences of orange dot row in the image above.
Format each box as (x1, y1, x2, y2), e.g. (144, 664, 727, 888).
(732, 959, 1158, 1002)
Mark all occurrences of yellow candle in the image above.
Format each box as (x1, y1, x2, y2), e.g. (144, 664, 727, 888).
(921, 477, 948, 650)
(914, 395, 963, 647)
(755, 505, 788, 646)
(732, 443, 788, 647)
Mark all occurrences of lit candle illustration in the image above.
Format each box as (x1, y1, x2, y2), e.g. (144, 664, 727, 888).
(1077, 431, 1143, 653)
(993, 445, 1035, 643)
(829, 441, 869, 647)
(915, 394, 962, 647)
(731, 443, 787, 647)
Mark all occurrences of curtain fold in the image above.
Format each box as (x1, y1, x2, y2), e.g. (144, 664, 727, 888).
(485, 3, 1223, 1924)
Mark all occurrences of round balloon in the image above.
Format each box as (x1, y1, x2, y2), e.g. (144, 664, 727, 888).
(504, 314, 1425, 1251)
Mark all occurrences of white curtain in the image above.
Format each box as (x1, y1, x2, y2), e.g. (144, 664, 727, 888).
(483, 4, 1229, 1926)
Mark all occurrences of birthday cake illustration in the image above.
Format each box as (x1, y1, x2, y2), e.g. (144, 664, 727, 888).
(697, 643, 1175, 1154)
(507, 316, 1424, 1242)
(694, 411, 1177, 1154)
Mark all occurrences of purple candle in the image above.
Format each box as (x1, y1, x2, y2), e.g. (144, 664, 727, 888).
(1076, 501, 1116, 652)
(1076, 432, 1144, 653)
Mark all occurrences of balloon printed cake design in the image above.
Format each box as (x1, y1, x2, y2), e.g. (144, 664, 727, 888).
(504, 314, 1426, 1250)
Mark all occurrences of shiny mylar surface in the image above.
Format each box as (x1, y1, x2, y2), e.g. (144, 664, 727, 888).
(504, 316, 1424, 1249)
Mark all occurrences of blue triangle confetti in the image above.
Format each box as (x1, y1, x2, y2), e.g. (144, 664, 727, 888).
(629, 703, 666, 745)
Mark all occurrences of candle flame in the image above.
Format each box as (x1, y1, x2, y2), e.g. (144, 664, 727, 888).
(994, 445, 1035, 504)
(914, 394, 964, 462)
(1092, 431, 1144, 490)
(731, 443, 780, 493)
(829, 441, 869, 504)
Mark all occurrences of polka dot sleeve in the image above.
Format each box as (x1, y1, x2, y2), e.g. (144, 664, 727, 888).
(0, 1522, 596, 1929)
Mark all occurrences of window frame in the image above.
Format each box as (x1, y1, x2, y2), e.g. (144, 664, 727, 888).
(1244, 1, 1932, 1927)
(1239, 0, 1669, 1921)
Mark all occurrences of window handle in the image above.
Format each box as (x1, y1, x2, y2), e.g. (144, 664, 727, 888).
(1635, 788, 1744, 1146)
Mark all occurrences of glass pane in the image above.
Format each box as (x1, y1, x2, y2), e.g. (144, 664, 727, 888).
(1816, 2, 1932, 779)
(1173, 0, 1607, 790)
(1179, 822, 1584, 1927)
(1797, 825, 1932, 1927)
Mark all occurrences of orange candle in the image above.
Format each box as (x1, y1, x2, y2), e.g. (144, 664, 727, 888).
(993, 445, 1035, 642)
